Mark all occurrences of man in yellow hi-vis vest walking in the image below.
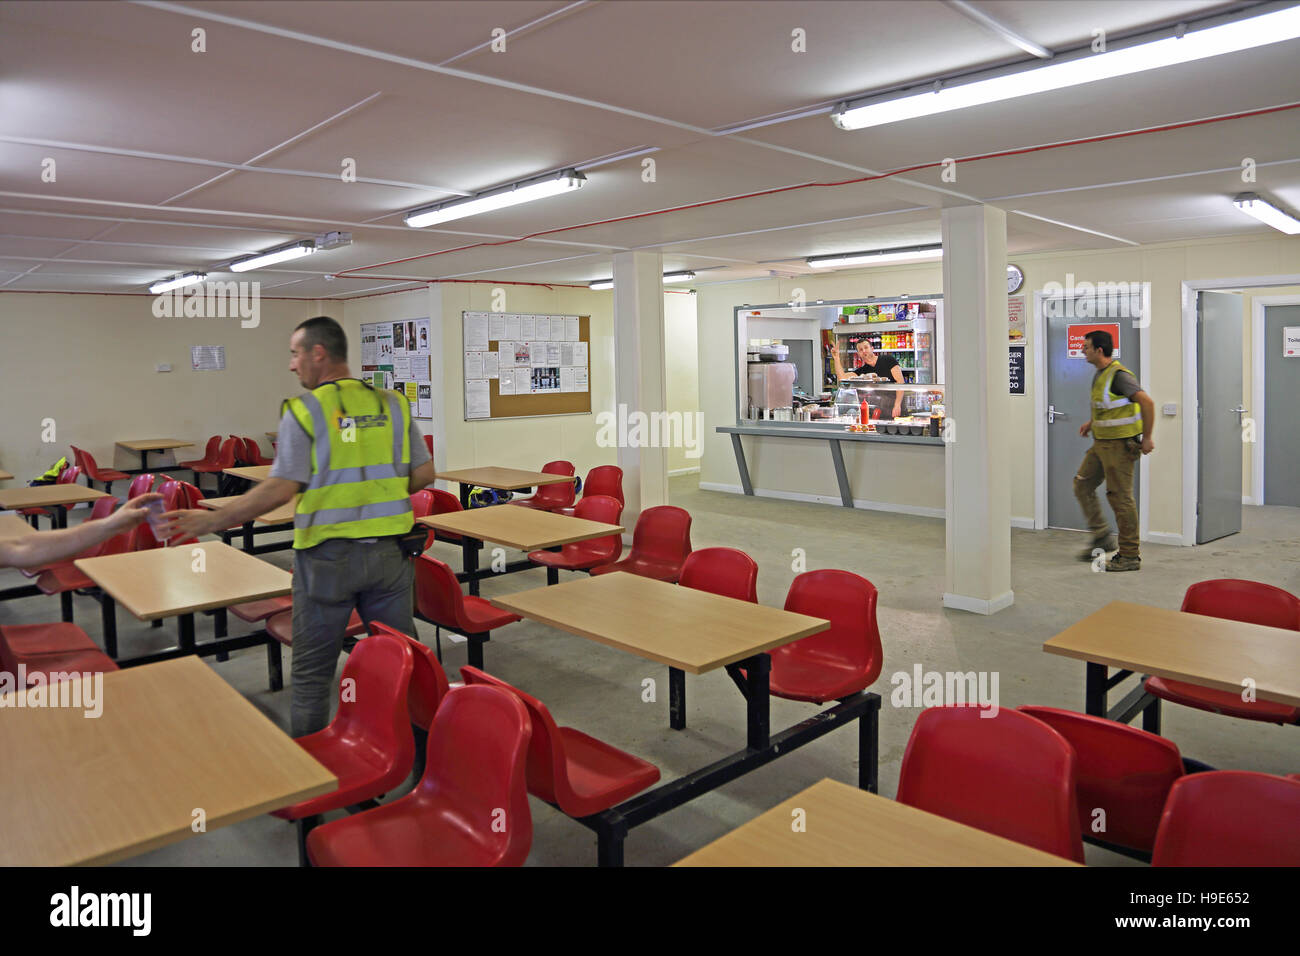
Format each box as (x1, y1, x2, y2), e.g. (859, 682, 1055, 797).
(163, 317, 437, 734)
(1074, 329, 1154, 572)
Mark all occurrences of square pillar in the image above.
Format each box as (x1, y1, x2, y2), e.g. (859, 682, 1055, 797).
(941, 205, 1013, 614)
(613, 251, 668, 524)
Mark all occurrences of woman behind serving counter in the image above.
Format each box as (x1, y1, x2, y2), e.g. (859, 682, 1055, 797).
(833, 339, 904, 419)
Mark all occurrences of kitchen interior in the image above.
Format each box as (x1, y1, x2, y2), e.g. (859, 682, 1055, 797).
(740, 297, 947, 438)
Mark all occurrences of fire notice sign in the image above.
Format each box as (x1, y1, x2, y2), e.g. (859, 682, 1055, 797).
(1067, 323, 1120, 359)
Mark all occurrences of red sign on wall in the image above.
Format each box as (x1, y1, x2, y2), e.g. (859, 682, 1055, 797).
(1067, 323, 1121, 359)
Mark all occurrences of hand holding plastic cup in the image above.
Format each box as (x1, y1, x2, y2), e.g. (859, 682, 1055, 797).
(144, 499, 167, 542)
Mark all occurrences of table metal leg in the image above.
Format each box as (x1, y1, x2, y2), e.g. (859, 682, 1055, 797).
(179, 613, 195, 654)
(743, 653, 771, 750)
(214, 607, 229, 662)
(1085, 661, 1107, 716)
(464, 539, 481, 596)
(859, 694, 880, 793)
(101, 594, 118, 659)
(60, 591, 74, 623)
(1142, 696, 1161, 735)
(729, 433, 753, 496)
(669, 667, 686, 730)
(468, 634, 485, 669)
(828, 440, 854, 508)
(53, 505, 68, 529)
(140, 451, 150, 473)
(595, 815, 627, 868)
(459, 482, 471, 510)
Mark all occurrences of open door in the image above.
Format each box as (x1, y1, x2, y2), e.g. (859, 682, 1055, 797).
(1196, 291, 1244, 543)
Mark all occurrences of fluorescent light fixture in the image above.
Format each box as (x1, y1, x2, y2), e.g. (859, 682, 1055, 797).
(832, 6, 1300, 130)
(406, 169, 586, 228)
(1233, 192, 1300, 235)
(149, 272, 206, 294)
(229, 240, 316, 273)
(588, 270, 698, 290)
(807, 243, 943, 269)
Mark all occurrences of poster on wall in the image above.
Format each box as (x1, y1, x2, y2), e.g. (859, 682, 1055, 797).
(1009, 345, 1026, 395)
(1284, 326, 1300, 357)
(361, 318, 432, 419)
(1008, 295, 1025, 343)
(1066, 323, 1120, 359)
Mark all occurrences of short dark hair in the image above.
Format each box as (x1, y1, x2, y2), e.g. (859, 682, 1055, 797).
(1084, 329, 1113, 357)
(295, 315, 347, 362)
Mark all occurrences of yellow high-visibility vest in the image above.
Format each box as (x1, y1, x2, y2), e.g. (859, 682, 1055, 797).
(1090, 361, 1143, 440)
(282, 378, 413, 549)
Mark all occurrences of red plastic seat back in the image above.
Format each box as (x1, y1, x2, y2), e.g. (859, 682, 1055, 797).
(431, 489, 462, 516)
(570, 495, 623, 561)
(423, 434, 434, 459)
(56, 465, 82, 486)
(680, 547, 758, 603)
(421, 684, 533, 866)
(127, 474, 157, 500)
(527, 460, 576, 509)
(242, 437, 270, 464)
(898, 706, 1085, 862)
(581, 465, 624, 507)
(178, 481, 205, 508)
(73, 446, 104, 479)
(777, 569, 882, 684)
(1018, 706, 1183, 852)
(88, 497, 119, 522)
(231, 437, 253, 466)
(410, 489, 435, 519)
(1152, 771, 1300, 866)
(1181, 579, 1300, 631)
(323, 631, 414, 754)
(630, 505, 692, 565)
(370, 622, 451, 731)
(196, 435, 220, 463)
(413, 554, 467, 630)
(460, 666, 565, 806)
(216, 437, 239, 469)
(159, 480, 185, 512)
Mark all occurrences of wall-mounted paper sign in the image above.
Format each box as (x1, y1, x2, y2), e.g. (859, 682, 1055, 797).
(1284, 326, 1300, 357)
(191, 345, 225, 370)
(1066, 323, 1120, 359)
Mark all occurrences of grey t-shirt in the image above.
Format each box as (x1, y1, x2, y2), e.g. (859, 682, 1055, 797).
(270, 397, 431, 486)
(1093, 365, 1140, 399)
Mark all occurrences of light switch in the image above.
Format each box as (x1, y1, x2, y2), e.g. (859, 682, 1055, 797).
(1162, 402, 1177, 416)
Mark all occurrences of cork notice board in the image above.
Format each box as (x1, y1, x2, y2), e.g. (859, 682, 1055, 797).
(462, 311, 592, 421)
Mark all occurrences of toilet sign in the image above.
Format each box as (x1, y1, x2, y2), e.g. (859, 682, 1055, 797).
(1285, 326, 1300, 357)
(1067, 323, 1121, 358)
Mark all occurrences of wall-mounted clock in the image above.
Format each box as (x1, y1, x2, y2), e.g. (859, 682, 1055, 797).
(1007, 264, 1025, 294)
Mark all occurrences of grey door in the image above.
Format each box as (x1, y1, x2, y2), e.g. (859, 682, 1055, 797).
(1264, 304, 1300, 507)
(1045, 295, 1142, 530)
(1197, 292, 1244, 543)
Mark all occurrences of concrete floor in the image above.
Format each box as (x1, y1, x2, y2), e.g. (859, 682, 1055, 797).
(3, 477, 1297, 867)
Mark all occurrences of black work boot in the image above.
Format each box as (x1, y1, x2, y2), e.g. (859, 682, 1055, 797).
(1078, 532, 1117, 562)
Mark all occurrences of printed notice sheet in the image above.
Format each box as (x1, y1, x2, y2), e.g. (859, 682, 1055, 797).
(466, 380, 491, 419)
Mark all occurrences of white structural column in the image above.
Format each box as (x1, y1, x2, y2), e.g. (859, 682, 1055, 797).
(612, 251, 668, 525)
(941, 205, 1013, 614)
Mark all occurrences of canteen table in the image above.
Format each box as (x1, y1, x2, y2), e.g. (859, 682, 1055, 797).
(675, 778, 1081, 867)
(116, 438, 194, 474)
(1044, 600, 1300, 732)
(220, 463, 273, 497)
(490, 572, 880, 866)
(199, 495, 296, 554)
(0, 469, 12, 482)
(416, 505, 622, 598)
(0, 484, 108, 529)
(75, 541, 291, 667)
(433, 466, 575, 510)
(0, 657, 335, 866)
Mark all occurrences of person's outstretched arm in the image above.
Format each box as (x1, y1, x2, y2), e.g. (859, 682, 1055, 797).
(0, 493, 162, 570)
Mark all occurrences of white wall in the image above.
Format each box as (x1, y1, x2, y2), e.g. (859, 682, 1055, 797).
(663, 291, 700, 474)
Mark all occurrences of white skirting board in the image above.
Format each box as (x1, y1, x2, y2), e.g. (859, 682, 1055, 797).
(668, 467, 701, 477)
(1145, 531, 1189, 547)
(942, 591, 1015, 615)
(698, 481, 943, 518)
(1011, 517, 1035, 529)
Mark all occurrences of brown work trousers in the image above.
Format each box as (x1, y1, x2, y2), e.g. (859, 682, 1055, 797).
(1073, 437, 1142, 558)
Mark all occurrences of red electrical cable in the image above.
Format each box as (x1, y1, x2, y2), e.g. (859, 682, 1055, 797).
(334, 101, 1300, 281)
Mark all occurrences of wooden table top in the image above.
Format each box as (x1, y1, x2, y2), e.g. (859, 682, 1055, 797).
(0, 514, 37, 538)
(200, 496, 296, 525)
(0, 469, 13, 481)
(434, 466, 576, 490)
(490, 572, 829, 674)
(1044, 600, 1300, 708)
(75, 541, 292, 621)
(0, 657, 336, 866)
(416, 507, 622, 551)
(674, 779, 1081, 867)
(222, 465, 273, 482)
(0, 485, 109, 509)
(117, 439, 194, 452)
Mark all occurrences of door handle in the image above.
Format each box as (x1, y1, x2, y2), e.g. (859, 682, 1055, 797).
(1230, 405, 1247, 421)
(1048, 405, 1069, 423)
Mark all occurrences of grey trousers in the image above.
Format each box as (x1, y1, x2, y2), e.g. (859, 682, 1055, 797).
(290, 536, 415, 737)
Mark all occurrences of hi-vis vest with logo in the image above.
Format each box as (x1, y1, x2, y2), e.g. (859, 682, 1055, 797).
(283, 379, 413, 549)
(1090, 361, 1143, 440)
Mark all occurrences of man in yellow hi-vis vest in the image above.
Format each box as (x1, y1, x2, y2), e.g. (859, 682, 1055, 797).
(1074, 329, 1154, 572)
(163, 317, 437, 734)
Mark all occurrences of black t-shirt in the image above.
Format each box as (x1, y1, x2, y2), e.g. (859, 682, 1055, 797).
(854, 353, 901, 382)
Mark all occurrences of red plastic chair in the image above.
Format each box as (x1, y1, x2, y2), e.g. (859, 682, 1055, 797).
(70, 445, 129, 494)
(425, 489, 465, 549)
(19, 465, 82, 527)
(306, 684, 533, 867)
(555, 465, 624, 518)
(761, 570, 883, 703)
(588, 505, 691, 583)
(510, 460, 576, 512)
(33, 498, 135, 623)
(20, 496, 123, 578)
(1019, 706, 1184, 855)
(0, 622, 119, 687)
(679, 547, 758, 603)
(179, 435, 221, 471)
(412, 554, 520, 667)
(263, 606, 369, 692)
(527, 495, 623, 584)
(461, 666, 659, 822)
(240, 437, 273, 466)
(897, 706, 1085, 863)
(1152, 771, 1300, 866)
(269, 631, 416, 864)
(423, 434, 434, 459)
(126, 473, 157, 499)
(190, 437, 238, 494)
(368, 621, 452, 781)
(1145, 580, 1300, 725)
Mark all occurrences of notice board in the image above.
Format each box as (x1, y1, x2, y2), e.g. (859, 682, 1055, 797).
(462, 311, 591, 421)
(360, 318, 433, 419)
